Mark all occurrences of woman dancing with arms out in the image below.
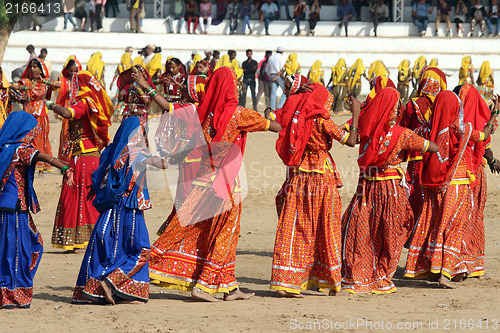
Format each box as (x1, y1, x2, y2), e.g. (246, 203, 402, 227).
(45, 71, 113, 252)
(0, 111, 73, 309)
(10, 58, 54, 172)
(147, 67, 282, 302)
(72, 116, 168, 305)
(131, 70, 207, 236)
(266, 74, 359, 298)
(405, 91, 500, 288)
(341, 88, 439, 295)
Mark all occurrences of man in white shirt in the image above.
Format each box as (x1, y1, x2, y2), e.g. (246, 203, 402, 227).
(143, 44, 155, 64)
(265, 46, 286, 109)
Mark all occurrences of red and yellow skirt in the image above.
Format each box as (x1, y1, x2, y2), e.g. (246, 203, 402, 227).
(33, 114, 53, 172)
(270, 170, 342, 294)
(149, 185, 241, 294)
(404, 182, 476, 279)
(341, 174, 413, 294)
(457, 166, 486, 277)
(51, 153, 100, 250)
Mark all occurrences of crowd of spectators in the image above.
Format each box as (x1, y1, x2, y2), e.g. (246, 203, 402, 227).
(22, 0, 499, 37)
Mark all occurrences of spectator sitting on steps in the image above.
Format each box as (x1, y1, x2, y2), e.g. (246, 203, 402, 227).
(337, 0, 355, 37)
(412, 0, 433, 36)
(435, 0, 451, 36)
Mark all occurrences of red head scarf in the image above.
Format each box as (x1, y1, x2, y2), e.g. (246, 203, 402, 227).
(190, 60, 212, 79)
(57, 56, 82, 106)
(358, 88, 405, 172)
(276, 82, 332, 166)
(197, 66, 240, 144)
(364, 76, 396, 106)
(164, 57, 187, 76)
(21, 58, 49, 80)
(117, 65, 154, 93)
(420, 90, 472, 191)
(186, 75, 206, 104)
(195, 67, 245, 201)
(69, 70, 113, 150)
(346, 76, 396, 128)
(412, 66, 447, 124)
(286, 74, 309, 95)
(458, 84, 491, 177)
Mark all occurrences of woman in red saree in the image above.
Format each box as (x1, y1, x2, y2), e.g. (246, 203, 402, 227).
(404, 90, 498, 288)
(12, 58, 54, 172)
(160, 58, 187, 103)
(456, 84, 498, 280)
(400, 67, 447, 219)
(54, 56, 83, 163)
(341, 88, 438, 294)
(47, 70, 113, 252)
(148, 67, 282, 302)
(268, 74, 359, 297)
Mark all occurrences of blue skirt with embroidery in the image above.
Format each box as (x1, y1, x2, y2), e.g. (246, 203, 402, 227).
(0, 210, 43, 309)
(72, 196, 151, 304)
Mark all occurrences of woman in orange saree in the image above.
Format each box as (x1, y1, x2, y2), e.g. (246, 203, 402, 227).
(13, 58, 54, 172)
(454, 84, 496, 280)
(341, 88, 438, 294)
(268, 74, 359, 297)
(404, 90, 499, 288)
(148, 67, 282, 302)
(400, 67, 447, 221)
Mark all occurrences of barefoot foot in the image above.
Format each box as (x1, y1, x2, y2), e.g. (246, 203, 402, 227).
(438, 276, 458, 289)
(191, 288, 221, 302)
(224, 290, 255, 301)
(329, 289, 349, 296)
(276, 290, 305, 298)
(99, 280, 115, 305)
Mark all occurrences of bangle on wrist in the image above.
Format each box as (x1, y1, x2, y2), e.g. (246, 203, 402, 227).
(61, 165, 70, 175)
(46, 100, 55, 110)
(488, 158, 497, 167)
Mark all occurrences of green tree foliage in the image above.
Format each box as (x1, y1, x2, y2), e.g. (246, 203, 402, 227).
(0, 1, 23, 29)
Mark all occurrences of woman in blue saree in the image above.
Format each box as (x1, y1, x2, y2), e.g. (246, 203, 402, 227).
(0, 111, 72, 309)
(72, 116, 168, 305)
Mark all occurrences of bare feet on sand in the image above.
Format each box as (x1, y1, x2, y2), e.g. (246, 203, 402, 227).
(438, 276, 458, 289)
(277, 290, 305, 298)
(99, 280, 115, 305)
(224, 290, 255, 301)
(191, 288, 222, 302)
(329, 290, 349, 296)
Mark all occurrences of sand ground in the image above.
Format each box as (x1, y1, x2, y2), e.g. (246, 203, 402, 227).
(3, 111, 500, 333)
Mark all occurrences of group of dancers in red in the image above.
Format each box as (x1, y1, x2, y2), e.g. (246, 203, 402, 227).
(0, 52, 498, 309)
